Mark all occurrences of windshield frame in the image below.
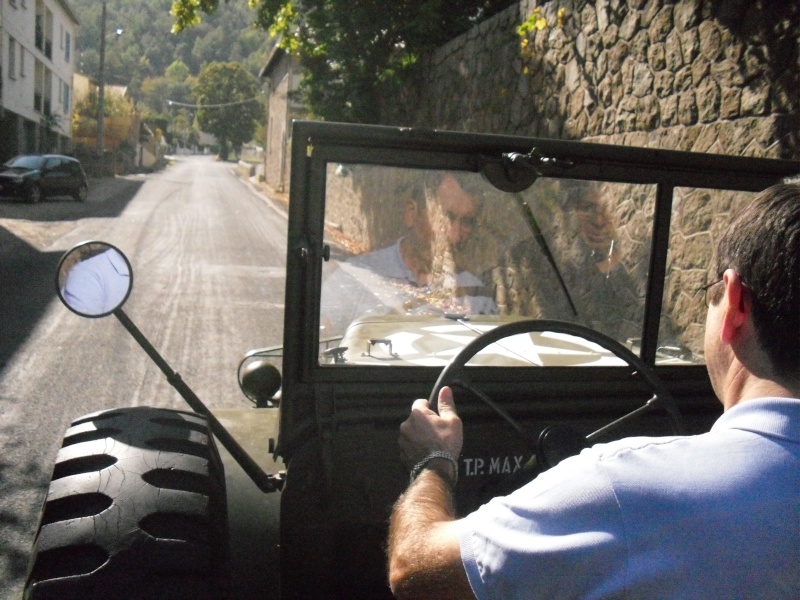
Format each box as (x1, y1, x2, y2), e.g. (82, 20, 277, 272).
(282, 121, 799, 390)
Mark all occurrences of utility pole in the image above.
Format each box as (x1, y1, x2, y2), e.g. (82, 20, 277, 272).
(97, 0, 107, 170)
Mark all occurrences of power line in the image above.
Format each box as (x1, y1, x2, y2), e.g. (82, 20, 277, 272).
(167, 95, 263, 109)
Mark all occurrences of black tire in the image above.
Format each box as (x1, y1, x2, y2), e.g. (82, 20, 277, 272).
(73, 183, 88, 202)
(27, 183, 43, 204)
(25, 407, 229, 600)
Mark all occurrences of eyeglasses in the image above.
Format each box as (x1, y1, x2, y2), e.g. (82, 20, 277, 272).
(701, 278, 723, 307)
(445, 210, 476, 229)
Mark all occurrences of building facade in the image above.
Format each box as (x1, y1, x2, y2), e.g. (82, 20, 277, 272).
(0, 0, 79, 162)
(260, 45, 305, 194)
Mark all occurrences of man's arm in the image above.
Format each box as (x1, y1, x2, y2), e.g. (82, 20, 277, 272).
(387, 389, 478, 600)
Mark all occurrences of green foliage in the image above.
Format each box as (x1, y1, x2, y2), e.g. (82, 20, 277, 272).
(516, 6, 566, 36)
(171, 0, 516, 123)
(68, 0, 273, 88)
(193, 62, 264, 158)
(516, 6, 567, 75)
(72, 87, 136, 139)
(165, 60, 191, 82)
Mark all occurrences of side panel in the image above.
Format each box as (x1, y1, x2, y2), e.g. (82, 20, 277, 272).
(213, 408, 283, 600)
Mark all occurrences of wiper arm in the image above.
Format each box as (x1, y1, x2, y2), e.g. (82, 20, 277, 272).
(479, 149, 578, 316)
(513, 193, 578, 316)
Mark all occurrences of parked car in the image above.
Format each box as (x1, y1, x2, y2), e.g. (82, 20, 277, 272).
(0, 154, 89, 203)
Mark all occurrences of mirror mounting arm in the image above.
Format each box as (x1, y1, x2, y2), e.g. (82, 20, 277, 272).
(113, 308, 283, 493)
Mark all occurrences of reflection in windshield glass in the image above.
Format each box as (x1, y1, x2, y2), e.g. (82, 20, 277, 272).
(320, 165, 656, 366)
(660, 187, 760, 363)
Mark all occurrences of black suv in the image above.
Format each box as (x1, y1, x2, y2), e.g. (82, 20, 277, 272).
(0, 154, 89, 203)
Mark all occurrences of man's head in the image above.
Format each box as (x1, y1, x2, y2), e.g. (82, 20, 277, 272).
(563, 181, 616, 250)
(401, 173, 482, 261)
(436, 173, 481, 251)
(707, 183, 800, 386)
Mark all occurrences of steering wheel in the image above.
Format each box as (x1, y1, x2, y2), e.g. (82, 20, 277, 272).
(429, 320, 684, 465)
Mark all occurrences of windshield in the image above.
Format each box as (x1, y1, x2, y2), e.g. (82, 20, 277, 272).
(320, 164, 658, 366)
(4, 156, 45, 169)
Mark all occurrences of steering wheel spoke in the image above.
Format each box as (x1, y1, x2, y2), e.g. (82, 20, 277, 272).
(430, 320, 684, 485)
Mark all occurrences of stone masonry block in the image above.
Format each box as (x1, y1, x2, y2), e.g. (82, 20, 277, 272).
(648, 43, 667, 71)
(741, 83, 770, 116)
(654, 70, 674, 98)
(674, 0, 700, 32)
(720, 87, 741, 119)
(631, 30, 650, 62)
(678, 91, 698, 125)
(680, 28, 699, 64)
(633, 63, 655, 97)
(649, 6, 674, 43)
(698, 21, 724, 62)
(659, 95, 678, 127)
(691, 56, 710, 86)
(619, 10, 640, 41)
(664, 30, 684, 70)
(697, 79, 721, 123)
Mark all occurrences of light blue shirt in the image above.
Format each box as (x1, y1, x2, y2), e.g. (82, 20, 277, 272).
(348, 237, 496, 313)
(460, 398, 800, 599)
(349, 238, 417, 284)
(62, 249, 131, 315)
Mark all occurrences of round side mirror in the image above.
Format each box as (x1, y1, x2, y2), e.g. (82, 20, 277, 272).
(55, 241, 133, 318)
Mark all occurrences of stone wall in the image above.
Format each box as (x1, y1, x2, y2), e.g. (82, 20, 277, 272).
(387, 0, 799, 160)
(370, 0, 799, 355)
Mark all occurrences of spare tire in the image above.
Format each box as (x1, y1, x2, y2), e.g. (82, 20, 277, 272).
(25, 407, 229, 600)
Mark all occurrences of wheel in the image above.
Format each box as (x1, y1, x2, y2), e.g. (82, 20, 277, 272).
(25, 407, 229, 600)
(429, 319, 684, 465)
(73, 183, 88, 202)
(27, 183, 43, 204)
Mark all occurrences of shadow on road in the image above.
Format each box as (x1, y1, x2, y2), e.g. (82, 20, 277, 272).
(0, 177, 144, 371)
(0, 441, 50, 591)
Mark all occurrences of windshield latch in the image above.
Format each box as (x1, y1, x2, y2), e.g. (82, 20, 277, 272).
(363, 339, 399, 360)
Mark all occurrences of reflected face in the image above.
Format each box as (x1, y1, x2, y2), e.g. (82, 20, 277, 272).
(437, 174, 479, 251)
(574, 190, 614, 249)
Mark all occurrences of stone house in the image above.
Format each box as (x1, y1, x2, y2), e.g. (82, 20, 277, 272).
(259, 43, 306, 193)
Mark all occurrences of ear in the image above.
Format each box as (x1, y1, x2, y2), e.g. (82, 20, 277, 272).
(719, 269, 750, 344)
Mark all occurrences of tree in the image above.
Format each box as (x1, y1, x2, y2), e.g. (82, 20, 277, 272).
(171, 0, 516, 123)
(165, 59, 191, 83)
(193, 62, 263, 159)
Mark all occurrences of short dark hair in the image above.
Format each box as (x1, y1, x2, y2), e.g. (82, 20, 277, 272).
(715, 183, 800, 379)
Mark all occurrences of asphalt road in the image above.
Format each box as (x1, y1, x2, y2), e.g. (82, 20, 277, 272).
(0, 156, 288, 599)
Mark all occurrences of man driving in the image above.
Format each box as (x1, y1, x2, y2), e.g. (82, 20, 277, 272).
(387, 182, 800, 599)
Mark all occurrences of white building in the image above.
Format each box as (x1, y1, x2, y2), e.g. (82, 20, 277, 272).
(0, 0, 79, 162)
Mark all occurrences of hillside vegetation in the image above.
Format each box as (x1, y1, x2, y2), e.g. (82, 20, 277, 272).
(70, 0, 274, 92)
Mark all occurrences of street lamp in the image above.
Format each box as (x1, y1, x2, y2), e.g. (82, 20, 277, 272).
(96, 0, 122, 174)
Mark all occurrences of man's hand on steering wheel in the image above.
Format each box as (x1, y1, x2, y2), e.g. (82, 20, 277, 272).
(399, 387, 463, 483)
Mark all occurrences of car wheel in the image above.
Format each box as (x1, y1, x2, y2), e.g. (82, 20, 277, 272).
(27, 183, 43, 204)
(73, 183, 89, 202)
(24, 407, 229, 600)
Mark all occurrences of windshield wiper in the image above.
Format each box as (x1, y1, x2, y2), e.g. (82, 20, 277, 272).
(514, 193, 578, 316)
(479, 150, 578, 316)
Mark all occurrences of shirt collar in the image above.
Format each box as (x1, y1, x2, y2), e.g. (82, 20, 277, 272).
(711, 397, 800, 443)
